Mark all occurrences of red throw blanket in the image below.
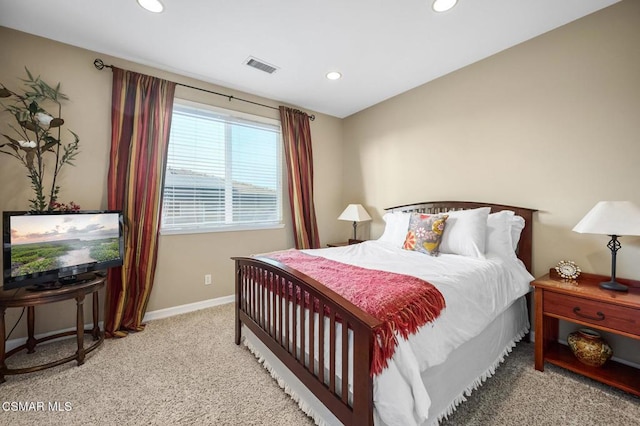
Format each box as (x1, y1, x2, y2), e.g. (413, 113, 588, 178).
(263, 250, 446, 376)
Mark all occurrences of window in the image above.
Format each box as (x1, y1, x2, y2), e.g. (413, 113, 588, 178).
(161, 100, 283, 233)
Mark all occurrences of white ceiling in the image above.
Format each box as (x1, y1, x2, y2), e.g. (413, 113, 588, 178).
(0, 0, 620, 118)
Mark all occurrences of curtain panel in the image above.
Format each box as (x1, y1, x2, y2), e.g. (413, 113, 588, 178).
(105, 68, 176, 337)
(279, 106, 320, 249)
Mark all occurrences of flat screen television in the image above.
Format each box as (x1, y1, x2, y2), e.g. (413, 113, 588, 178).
(2, 210, 124, 291)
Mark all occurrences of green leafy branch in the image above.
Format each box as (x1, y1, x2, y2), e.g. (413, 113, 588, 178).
(0, 68, 80, 212)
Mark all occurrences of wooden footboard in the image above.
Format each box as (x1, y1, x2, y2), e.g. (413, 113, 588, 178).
(233, 256, 381, 425)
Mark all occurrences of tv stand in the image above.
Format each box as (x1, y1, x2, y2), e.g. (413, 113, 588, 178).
(26, 275, 87, 292)
(0, 274, 106, 383)
(27, 282, 63, 292)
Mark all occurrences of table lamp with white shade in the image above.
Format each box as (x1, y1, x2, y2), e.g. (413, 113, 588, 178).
(338, 204, 371, 241)
(572, 201, 640, 292)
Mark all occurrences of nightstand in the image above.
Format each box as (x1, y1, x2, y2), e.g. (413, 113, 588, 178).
(327, 239, 364, 247)
(531, 269, 640, 396)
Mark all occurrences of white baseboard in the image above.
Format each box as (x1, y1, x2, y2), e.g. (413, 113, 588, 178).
(142, 295, 234, 322)
(5, 295, 234, 353)
(4, 322, 106, 353)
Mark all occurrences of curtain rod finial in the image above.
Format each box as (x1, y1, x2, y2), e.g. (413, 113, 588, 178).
(94, 58, 113, 70)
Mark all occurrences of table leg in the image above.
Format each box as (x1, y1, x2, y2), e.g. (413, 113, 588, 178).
(0, 306, 6, 384)
(76, 294, 86, 365)
(534, 288, 544, 371)
(92, 291, 100, 340)
(26, 306, 36, 353)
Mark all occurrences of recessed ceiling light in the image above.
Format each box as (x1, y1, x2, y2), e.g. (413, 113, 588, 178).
(326, 71, 342, 80)
(432, 0, 457, 12)
(137, 0, 164, 13)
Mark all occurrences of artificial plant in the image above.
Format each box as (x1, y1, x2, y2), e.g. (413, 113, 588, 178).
(0, 68, 80, 212)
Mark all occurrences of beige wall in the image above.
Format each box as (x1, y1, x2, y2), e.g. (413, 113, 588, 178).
(343, 1, 640, 362)
(344, 3, 640, 278)
(0, 26, 345, 337)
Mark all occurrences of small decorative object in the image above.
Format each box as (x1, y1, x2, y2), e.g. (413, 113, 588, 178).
(555, 260, 581, 280)
(567, 328, 613, 367)
(0, 68, 80, 212)
(572, 201, 640, 292)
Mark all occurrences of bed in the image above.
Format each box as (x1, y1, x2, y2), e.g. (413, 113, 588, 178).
(233, 201, 536, 425)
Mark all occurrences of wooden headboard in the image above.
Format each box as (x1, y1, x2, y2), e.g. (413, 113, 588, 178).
(385, 201, 537, 273)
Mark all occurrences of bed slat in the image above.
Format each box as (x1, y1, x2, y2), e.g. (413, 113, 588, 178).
(319, 303, 325, 384)
(329, 310, 336, 394)
(309, 295, 315, 374)
(341, 320, 349, 404)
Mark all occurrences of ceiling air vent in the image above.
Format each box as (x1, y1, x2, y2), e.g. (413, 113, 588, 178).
(245, 56, 278, 74)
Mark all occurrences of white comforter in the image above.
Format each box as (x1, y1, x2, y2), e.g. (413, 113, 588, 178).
(302, 240, 533, 426)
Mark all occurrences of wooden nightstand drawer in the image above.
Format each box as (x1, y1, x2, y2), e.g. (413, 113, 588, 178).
(545, 291, 640, 337)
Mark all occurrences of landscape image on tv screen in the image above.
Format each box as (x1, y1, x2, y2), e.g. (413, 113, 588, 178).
(10, 213, 121, 278)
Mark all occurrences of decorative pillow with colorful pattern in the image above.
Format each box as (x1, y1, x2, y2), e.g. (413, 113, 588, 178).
(402, 213, 448, 256)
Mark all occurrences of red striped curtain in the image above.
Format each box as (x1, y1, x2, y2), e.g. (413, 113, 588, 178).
(105, 68, 176, 337)
(279, 106, 320, 249)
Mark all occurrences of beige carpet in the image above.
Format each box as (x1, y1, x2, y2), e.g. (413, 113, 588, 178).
(2, 303, 638, 425)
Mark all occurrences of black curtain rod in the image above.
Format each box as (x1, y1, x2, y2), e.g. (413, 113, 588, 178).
(93, 58, 315, 121)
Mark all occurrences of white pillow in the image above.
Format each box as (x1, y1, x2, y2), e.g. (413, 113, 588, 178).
(439, 207, 491, 258)
(486, 210, 526, 258)
(378, 212, 411, 247)
(510, 215, 525, 250)
(486, 210, 516, 258)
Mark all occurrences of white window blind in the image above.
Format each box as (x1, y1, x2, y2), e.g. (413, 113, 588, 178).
(161, 101, 283, 233)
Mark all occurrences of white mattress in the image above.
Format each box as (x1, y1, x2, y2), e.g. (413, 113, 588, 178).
(246, 240, 533, 425)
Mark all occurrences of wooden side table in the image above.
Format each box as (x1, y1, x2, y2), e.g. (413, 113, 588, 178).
(0, 274, 106, 383)
(327, 239, 364, 247)
(531, 269, 640, 396)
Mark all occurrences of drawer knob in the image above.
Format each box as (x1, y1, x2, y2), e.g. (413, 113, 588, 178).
(573, 307, 605, 321)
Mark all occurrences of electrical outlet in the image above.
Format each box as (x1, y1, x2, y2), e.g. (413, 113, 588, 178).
(204, 274, 212, 285)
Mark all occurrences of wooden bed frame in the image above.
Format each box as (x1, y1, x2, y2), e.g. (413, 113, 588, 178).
(233, 201, 536, 426)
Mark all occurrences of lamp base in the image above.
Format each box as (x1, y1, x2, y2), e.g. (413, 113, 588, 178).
(599, 280, 628, 292)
